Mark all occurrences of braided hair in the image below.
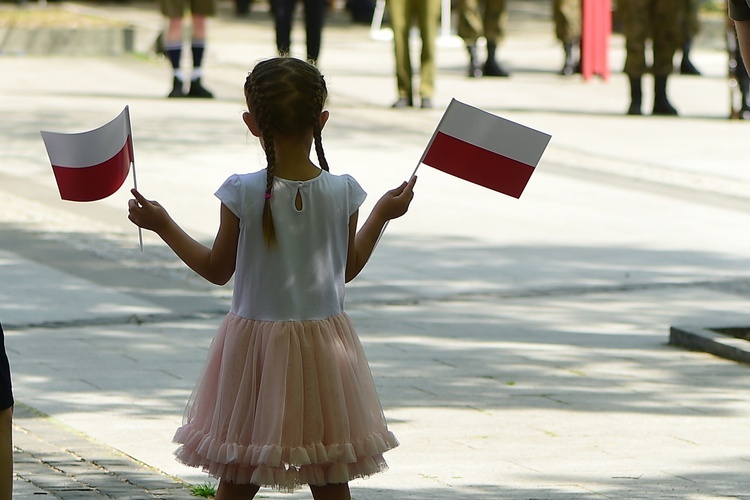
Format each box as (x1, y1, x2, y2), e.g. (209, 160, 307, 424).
(244, 57, 329, 247)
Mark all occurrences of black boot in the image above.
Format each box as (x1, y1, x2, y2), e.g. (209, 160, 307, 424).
(561, 41, 576, 76)
(168, 76, 185, 98)
(680, 40, 701, 76)
(188, 77, 214, 98)
(483, 41, 509, 77)
(653, 75, 678, 116)
(467, 45, 482, 78)
(627, 77, 642, 115)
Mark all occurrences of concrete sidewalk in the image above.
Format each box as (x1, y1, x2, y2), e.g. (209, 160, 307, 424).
(2, 0, 750, 498)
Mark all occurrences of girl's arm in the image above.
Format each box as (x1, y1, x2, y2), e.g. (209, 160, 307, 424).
(345, 176, 417, 282)
(737, 19, 750, 71)
(128, 189, 239, 285)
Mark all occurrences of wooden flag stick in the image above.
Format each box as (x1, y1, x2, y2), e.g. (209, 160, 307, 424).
(376, 161, 421, 248)
(132, 160, 143, 252)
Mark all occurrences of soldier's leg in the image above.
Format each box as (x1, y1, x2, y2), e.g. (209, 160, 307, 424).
(388, 0, 414, 106)
(652, 0, 679, 115)
(416, 0, 440, 106)
(483, 0, 509, 76)
(621, 0, 648, 114)
(680, 0, 701, 75)
(458, 0, 484, 76)
(554, 0, 581, 75)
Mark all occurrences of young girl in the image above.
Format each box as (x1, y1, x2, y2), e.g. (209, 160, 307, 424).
(128, 56, 416, 500)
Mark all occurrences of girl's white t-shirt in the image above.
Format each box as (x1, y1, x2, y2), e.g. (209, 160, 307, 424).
(215, 169, 367, 322)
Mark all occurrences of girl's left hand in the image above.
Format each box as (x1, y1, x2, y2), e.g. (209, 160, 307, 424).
(374, 175, 417, 221)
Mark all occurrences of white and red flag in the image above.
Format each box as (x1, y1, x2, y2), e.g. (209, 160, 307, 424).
(419, 99, 551, 198)
(41, 106, 134, 202)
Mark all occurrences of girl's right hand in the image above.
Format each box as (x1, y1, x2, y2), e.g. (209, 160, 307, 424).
(128, 189, 171, 233)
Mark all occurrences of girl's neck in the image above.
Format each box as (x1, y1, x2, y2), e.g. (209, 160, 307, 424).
(272, 135, 322, 181)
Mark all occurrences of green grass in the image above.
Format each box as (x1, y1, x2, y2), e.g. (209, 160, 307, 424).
(190, 482, 217, 498)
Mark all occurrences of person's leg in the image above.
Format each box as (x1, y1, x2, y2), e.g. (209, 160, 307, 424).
(679, 0, 701, 75)
(482, 0, 509, 76)
(303, 0, 326, 62)
(621, 0, 647, 115)
(651, 0, 679, 114)
(416, 0, 439, 106)
(0, 321, 13, 500)
(387, 0, 413, 106)
(310, 482, 351, 500)
(214, 480, 260, 500)
(164, 17, 186, 97)
(458, 0, 482, 77)
(0, 406, 11, 500)
(187, 14, 213, 97)
(554, 0, 581, 75)
(274, 0, 296, 55)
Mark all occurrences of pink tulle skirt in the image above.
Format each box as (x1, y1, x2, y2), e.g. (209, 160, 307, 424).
(173, 312, 399, 491)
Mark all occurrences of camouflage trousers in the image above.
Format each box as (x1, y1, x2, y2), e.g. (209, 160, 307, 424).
(458, 0, 507, 44)
(620, 0, 685, 77)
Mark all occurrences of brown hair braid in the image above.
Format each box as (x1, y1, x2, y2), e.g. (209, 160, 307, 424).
(244, 57, 329, 247)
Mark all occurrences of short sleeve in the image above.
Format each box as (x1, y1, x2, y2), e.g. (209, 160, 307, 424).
(729, 0, 750, 21)
(345, 174, 367, 215)
(215, 174, 243, 218)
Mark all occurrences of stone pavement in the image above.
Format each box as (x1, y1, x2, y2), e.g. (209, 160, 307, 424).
(2, 0, 750, 498)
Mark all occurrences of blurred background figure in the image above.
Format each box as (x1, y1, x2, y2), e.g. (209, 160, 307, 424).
(235, 0, 252, 17)
(679, 0, 703, 75)
(347, 0, 376, 23)
(273, 0, 328, 63)
(729, 0, 750, 68)
(553, 0, 581, 76)
(620, 0, 684, 115)
(458, 0, 510, 77)
(728, 17, 750, 118)
(387, 0, 440, 107)
(161, 0, 215, 98)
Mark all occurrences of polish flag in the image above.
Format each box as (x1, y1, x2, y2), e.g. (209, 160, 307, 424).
(420, 99, 551, 198)
(41, 106, 134, 202)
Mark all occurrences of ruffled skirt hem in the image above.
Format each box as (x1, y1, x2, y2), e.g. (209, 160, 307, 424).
(174, 427, 398, 490)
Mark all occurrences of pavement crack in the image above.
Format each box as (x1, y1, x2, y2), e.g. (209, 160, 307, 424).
(3, 309, 226, 331)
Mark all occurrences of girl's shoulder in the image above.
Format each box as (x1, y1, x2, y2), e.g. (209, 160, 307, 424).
(219, 170, 267, 190)
(319, 171, 367, 209)
(319, 170, 362, 189)
(230, 170, 267, 183)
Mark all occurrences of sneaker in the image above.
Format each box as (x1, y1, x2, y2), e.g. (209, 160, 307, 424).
(187, 78, 214, 98)
(168, 77, 185, 98)
(420, 97, 433, 109)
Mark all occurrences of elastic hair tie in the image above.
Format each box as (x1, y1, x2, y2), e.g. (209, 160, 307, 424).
(265, 192, 273, 200)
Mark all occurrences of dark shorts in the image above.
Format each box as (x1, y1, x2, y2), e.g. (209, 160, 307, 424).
(0, 323, 13, 411)
(160, 0, 217, 18)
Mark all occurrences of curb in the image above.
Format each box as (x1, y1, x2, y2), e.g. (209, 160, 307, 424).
(669, 324, 750, 365)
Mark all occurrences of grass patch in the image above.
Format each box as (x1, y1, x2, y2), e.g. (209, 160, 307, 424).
(190, 482, 217, 498)
(0, 6, 127, 28)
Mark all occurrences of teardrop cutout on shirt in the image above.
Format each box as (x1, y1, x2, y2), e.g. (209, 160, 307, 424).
(295, 188, 303, 211)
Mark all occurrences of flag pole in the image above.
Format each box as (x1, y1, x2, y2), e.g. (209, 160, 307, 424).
(132, 160, 144, 252)
(373, 100, 455, 249)
(376, 159, 421, 248)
